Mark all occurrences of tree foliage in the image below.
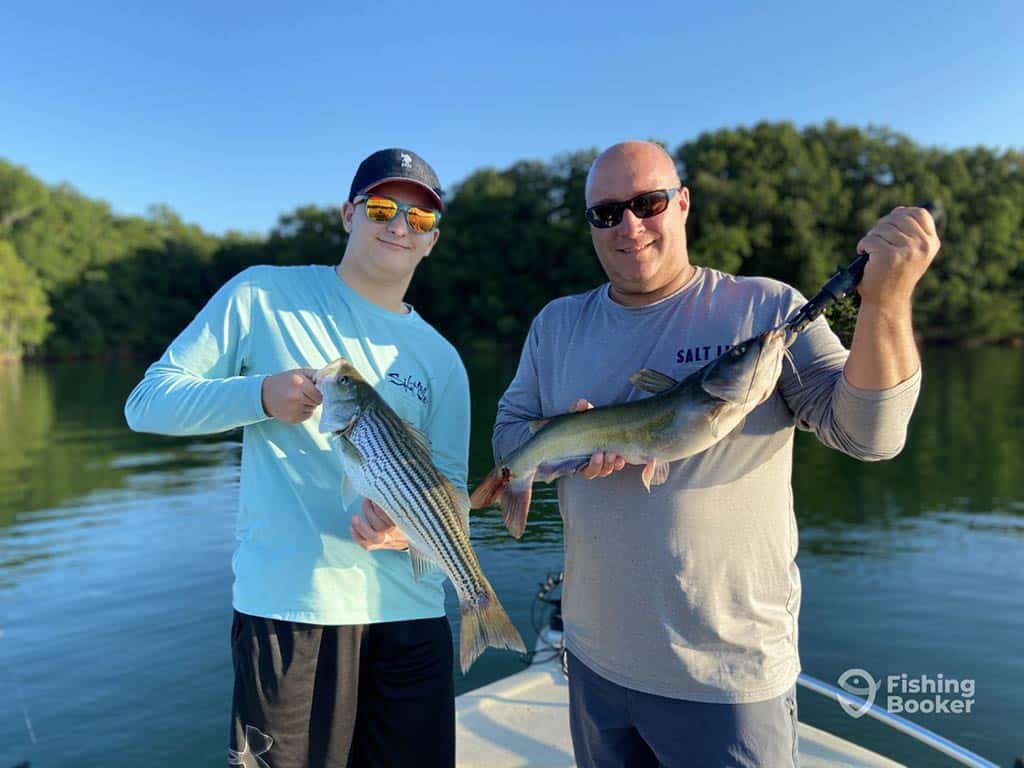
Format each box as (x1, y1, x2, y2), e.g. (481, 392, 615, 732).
(0, 240, 50, 358)
(0, 122, 1021, 361)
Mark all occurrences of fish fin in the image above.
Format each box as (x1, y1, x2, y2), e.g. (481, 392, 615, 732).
(459, 584, 527, 673)
(630, 368, 679, 395)
(528, 418, 551, 434)
(244, 724, 274, 755)
(400, 421, 431, 455)
(501, 476, 534, 539)
(409, 545, 439, 581)
(535, 456, 591, 483)
(378, 407, 433, 456)
(640, 459, 669, 492)
(440, 477, 472, 535)
(469, 466, 509, 509)
(340, 476, 359, 510)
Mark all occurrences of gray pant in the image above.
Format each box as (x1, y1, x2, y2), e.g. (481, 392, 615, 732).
(567, 652, 799, 768)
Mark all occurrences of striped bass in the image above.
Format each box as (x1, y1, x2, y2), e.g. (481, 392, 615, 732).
(471, 327, 793, 538)
(315, 358, 525, 672)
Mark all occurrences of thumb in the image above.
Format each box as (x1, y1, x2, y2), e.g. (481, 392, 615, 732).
(300, 377, 324, 405)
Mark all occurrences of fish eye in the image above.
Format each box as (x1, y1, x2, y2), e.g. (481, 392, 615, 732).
(339, 375, 350, 384)
(732, 345, 746, 357)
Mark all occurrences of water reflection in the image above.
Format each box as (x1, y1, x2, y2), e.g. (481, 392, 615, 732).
(4, 347, 1020, 536)
(0, 361, 238, 528)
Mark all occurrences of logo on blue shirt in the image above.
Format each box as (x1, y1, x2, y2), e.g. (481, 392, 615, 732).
(387, 372, 429, 403)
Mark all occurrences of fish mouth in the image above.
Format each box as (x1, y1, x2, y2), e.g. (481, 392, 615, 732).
(315, 357, 365, 435)
(314, 358, 346, 387)
(761, 323, 800, 350)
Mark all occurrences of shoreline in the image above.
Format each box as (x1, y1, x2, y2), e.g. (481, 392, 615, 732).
(4, 334, 1023, 367)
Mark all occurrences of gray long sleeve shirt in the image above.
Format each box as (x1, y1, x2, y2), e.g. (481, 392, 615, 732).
(493, 267, 921, 703)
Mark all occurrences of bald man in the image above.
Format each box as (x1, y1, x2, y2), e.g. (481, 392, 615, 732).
(490, 141, 937, 767)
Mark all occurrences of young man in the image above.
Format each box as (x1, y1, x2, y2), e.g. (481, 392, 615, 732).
(489, 141, 937, 767)
(125, 148, 468, 768)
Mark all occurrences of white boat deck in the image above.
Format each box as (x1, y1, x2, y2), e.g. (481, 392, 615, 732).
(456, 655, 905, 768)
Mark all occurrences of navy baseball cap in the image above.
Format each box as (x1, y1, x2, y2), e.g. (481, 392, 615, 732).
(348, 148, 444, 211)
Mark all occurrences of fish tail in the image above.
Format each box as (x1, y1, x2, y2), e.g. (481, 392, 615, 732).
(459, 584, 527, 673)
(501, 475, 534, 539)
(469, 465, 509, 509)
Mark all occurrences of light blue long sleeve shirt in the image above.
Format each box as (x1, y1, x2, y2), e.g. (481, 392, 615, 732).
(125, 264, 471, 625)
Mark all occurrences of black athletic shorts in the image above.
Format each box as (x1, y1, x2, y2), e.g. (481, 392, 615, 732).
(228, 611, 454, 768)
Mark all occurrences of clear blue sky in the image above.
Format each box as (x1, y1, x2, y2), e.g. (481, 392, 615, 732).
(2, 1, 1020, 235)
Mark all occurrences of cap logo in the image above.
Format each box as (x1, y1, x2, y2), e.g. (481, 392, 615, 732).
(400, 153, 413, 170)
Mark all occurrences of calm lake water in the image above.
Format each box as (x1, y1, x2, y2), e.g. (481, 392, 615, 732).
(1, 347, 1022, 767)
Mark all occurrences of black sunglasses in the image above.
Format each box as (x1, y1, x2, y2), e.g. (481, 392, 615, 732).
(585, 188, 680, 229)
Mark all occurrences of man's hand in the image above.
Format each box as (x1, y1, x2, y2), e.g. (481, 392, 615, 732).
(571, 399, 627, 479)
(855, 206, 940, 309)
(845, 206, 938, 389)
(351, 499, 409, 551)
(261, 368, 323, 424)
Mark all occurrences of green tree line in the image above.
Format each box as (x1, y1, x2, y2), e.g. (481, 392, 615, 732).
(1, 121, 1021, 361)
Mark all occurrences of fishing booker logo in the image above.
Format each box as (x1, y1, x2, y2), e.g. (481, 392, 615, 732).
(837, 669, 976, 717)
